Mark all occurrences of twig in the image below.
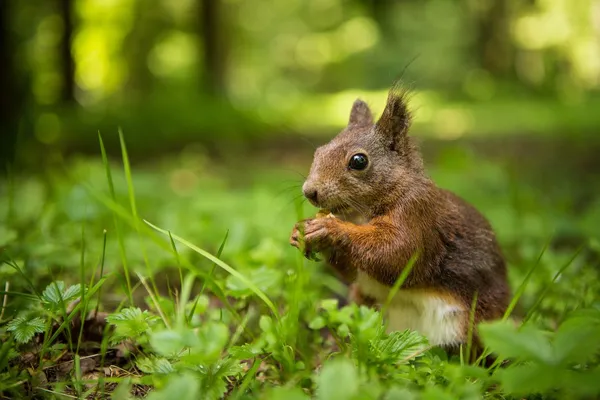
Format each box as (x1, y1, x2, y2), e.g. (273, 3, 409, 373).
(136, 273, 171, 329)
(0, 281, 9, 321)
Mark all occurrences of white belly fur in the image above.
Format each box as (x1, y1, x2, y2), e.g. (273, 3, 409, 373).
(356, 271, 466, 347)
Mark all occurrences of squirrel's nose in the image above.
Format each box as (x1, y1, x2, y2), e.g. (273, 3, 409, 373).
(303, 186, 318, 203)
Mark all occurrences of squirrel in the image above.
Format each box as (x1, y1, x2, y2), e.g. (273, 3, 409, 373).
(290, 82, 510, 355)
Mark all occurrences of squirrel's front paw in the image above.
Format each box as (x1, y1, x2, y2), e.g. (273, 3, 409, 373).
(289, 224, 301, 249)
(291, 218, 340, 259)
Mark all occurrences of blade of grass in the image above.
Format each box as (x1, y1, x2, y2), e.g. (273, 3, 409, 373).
(99, 132, 133, 304)
(145, 220, 279, 318)
(382, 252, 419, 315)
(199, 229, 229, 297)
(178, 273, 196, 328)
(190, 229, 228, 323)
(136, 272, 171, 329)
(118, 128, 158, 295)
(475, 237, 553, 367)
(73, 355, 82, 397)
(231, 357, 262, 400)
(287, 196, 308, 351)
(2, 258, 42, 301)
(0, 337, 13, 371)
(464, 291, 478, 364)
(503, 236, 551, 320)
(0, 282, 8, 321)
(522, 243, 584, 324)
(165, 231, 182, 319)
(76, 224, 87, 355)
(83, 182, 244, 324)
(94, 229, 108, 316)
(0, 290, 38, 301)
(168, 231, 184, 295)
(228, 307, 253, 348)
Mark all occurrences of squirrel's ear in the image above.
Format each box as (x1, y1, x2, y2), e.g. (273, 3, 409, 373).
(349, 99, 373, 126)
(376, 84, 411, 152)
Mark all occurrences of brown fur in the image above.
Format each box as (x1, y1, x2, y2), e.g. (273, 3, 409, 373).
(290, 83, 510, 353)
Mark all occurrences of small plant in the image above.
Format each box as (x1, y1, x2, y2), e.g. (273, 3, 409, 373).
(481, 308, 600, 397)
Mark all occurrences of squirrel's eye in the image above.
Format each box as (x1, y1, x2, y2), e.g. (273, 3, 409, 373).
(348, 153, 368, 170)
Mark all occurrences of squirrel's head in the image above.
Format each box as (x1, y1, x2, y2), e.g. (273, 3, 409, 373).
(303, 84, 425, 216)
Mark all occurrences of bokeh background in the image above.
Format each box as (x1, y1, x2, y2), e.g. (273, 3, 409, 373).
(1, 0, 600, 322)
(2, 0, 600, 162)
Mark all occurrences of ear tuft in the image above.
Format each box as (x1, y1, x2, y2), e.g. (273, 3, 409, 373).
(376, 82, 412, 152)
(348, 99, 373, 126)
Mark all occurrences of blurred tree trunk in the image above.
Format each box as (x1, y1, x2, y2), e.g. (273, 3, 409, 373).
(125, 2, 169, 96)
(476, 0, 513, 76)
(0, 0, 18, 171)
(367, 0, 392, 32)
(199, 0, 227, 96)
(58, 0, 75, 103)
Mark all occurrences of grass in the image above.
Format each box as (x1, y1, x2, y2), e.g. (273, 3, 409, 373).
(1, 132, 600, 399)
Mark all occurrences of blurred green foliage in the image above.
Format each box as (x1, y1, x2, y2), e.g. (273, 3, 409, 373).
(2, 0, 600, 163)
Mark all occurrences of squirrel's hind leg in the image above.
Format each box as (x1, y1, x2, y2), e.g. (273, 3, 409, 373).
(348, 282, 377, 307)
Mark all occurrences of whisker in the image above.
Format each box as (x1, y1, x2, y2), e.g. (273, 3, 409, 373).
(272, 184, 302, 198)
(283, 193, 307, 209)
(343, 197, 370, 219)
(277, 168, 308, 181)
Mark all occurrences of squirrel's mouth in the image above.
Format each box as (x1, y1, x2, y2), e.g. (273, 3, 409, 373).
(323, 202, 346, 215)
(327, 205, 343, 214)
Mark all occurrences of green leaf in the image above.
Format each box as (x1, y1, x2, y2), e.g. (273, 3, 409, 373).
(184, 324, 230, 364)
(309, 316, 326, 330)
(111, 380, 133, 400)
(496, 364, 561, 395)
(320, 299, 339, 313)
(355, 305, 381, 340)
(146, 372, 200, 400)
(479, 320, 554, 363)
(41, 281, 82, 308)
(373, 329, 428, 363)
(259, 315, 273, 333)
(150, 329, 188, 356)
(7, 317, 46, 344)
(316, 358, 358, 400)
(562, 367, 600, 397)
(135, 357, 174, 374)
(553, 316, 600, 365)
(196, 358, 242, 400)
(228, 343, 263, 359)
(106, 307, 158, 343)
(196, 323, 229, 361)
(337, 323, 350, 338)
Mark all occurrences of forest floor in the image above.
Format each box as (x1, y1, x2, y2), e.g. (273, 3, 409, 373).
(1, 131, 599, 399)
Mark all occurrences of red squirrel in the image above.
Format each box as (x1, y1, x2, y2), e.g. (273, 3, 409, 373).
(290, 83, 510, 352)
